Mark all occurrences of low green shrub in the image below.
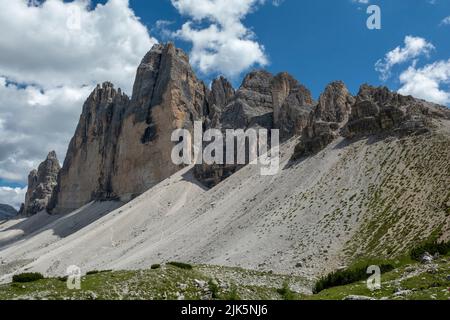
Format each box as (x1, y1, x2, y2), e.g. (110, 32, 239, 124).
(410, 241, 450, 261)
(12, 272, 44, 283)
(167, 262, 193, 270)
(222, 286, 240, 300)
(86, 270, 100, 275)
(86, 270, 112, 276)
(277, 281, 296, 300)
(151, 264, 161, 270)
(208, 279, 220, 299)
(313, 264, 394, 294)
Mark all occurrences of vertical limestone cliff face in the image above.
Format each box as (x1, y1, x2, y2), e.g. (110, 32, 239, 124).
(111, 43, 208, 200)
(293, 81, 355, 158)
(50, 43, 209, 214)
(42, 42, 450, 214)
(49, 83, 129, 213)
(205, 76, 235, 129)
(20, 151, 60, 216)
(271, 72, 315, 140)
(50, 43, 379, 212)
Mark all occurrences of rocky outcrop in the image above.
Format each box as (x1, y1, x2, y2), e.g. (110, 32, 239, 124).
(219, 70, 275, 130)
(194, 70, 314, 187)
(343, 84, 449, 138)
(111, 43, 208, 201)
(47, 83, 129, 213)
(44, 43, 316, 205)
(49, 43, 209, 214)
(293, 81, 354, 158)
(217, 70, 313, 133)
(0, 204, 17, 220)
(20, 151, 60, 216)
(44, 42, 450, 213)
(209, 76, 235, 110)
(272, 72, 314, 140)
(195, 71, 276, 188)
(293, 83, 450, 160)
(205, 76, 235, 129)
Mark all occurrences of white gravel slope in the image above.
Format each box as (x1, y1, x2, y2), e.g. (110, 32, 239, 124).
(1, 128, 449, 283)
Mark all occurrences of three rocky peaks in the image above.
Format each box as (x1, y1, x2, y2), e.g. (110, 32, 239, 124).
(19, 43, 450, 216)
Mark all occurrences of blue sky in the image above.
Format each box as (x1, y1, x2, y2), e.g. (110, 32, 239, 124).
(95, 0, 450, 98)
(0, 0, 449, 207)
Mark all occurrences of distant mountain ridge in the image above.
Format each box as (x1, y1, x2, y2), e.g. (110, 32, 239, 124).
(0, 204, 17, 220)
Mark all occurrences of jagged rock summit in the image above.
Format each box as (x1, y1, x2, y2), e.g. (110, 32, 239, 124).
(195, 70, 314, 187)
(49, 43, 209, 214)
(19, 151, 60, 216)
(293, 83, 450, 159)
(44, 43, 317, 211)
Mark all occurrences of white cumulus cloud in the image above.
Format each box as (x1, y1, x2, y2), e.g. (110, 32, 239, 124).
(0, 77, 93, 183)
(0, 187, 27, 211)
(0, 0, 156, 92)
(398, 59, 450, 105)
(441, 16, 450, 26)
(0, 0, 157, 209)
(171, 0, 268, 77)
(375, 36, 435, 81)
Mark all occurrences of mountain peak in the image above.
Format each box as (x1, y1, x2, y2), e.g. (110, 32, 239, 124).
(314, 80, 354, 123)
(32, 42, 449, 214)
(49, 42, 208, 214)
(19, 151, 61, 216)
(46, 150, 58, 161)
(241, 70, 274, 92)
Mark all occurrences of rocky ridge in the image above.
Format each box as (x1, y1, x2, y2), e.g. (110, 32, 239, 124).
(49, 43, 209, 214)
(194, 70, 314, 187)
(3, 43, 450, 292)
(19, 151, 60, 216)
(46, 43, 317, 209)
(293, 83, 450, 159)
(25, 42, 448, 214)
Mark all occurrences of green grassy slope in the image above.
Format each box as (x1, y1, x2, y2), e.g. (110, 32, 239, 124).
(309, 256, 450, 300)
(0, 264, 311, 300)
(1, 257, 449, 300)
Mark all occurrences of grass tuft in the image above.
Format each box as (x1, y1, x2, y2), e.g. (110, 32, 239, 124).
(12, 273, 44, 283)
(167, 262, 193, 270)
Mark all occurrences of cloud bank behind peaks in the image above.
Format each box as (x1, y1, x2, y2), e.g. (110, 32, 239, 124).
(0, 187, 26, 210)
(171, 0, 268, 77)
(0, 0, 157, 193)
(0, 0, 157, 93)
(398, 59, 450, 105)
(375, 35, 450, 106)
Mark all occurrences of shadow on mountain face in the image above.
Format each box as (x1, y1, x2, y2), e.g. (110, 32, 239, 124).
(181, 168, 210, 192)
(0, 201, 122, 249)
